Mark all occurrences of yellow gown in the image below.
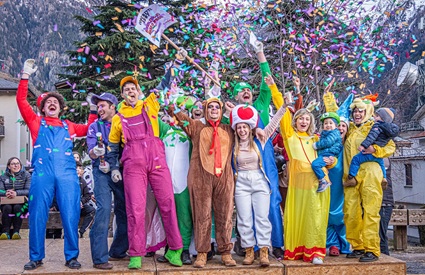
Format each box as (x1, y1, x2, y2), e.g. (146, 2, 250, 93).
(271, 84, 330, 261)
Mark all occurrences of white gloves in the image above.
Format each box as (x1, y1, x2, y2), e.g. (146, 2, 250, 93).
(111, 170, 122, 183)
(176, 48, 188, 61)
(23, 59, 38, 75)
(86, 92, 97, 110)
(99, 161, 110, 174)
(93, 145, 105, 157)
(252, 41, 264, 53)
(306, 99, 320, 112)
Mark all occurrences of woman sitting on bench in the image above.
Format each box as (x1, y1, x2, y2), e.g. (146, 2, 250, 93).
(0, 157, 31, 239)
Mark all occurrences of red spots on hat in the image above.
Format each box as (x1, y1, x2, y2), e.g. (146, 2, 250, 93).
(237, 106, 254, 120)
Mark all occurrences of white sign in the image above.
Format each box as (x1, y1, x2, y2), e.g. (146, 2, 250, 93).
(135, 4, 177, 47)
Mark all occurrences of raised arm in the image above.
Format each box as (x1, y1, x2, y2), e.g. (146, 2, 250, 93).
(17, 60, 40, 135)
(166, 104, 201, 138)
(262, 75, 286, 140)
(252, 42, 272, 125)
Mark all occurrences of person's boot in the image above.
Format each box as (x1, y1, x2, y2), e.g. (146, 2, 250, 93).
(157, 245, 169, 263)
(207, 242, 216, 260)
(243, 247, 255, 265)
(221, 254, 236, 266)
(193, 252, 207, 268)
(165, 248, 183, 267)
(259, 247, 270, 267)
(272, 247, 284, 260)
(128, 256, 142, 269)
(233, 236, 245, 256)
(181, 250, 192, 265)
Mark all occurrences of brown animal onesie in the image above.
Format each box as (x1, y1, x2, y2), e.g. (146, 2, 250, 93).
(168, 97, 235, 255)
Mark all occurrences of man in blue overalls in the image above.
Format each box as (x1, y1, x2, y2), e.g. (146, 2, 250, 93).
(17, 59, 97, 270)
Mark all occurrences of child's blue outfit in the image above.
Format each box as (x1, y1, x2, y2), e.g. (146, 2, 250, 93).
(312, 128, 343, 181)
(348, 120, 399, 179)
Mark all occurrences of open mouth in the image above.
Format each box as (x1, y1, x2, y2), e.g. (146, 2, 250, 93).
(48, 105, 57, 112)
(193, 110, 203, 117)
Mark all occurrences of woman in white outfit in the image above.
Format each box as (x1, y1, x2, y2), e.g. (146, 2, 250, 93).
(230, 95, 286, 267)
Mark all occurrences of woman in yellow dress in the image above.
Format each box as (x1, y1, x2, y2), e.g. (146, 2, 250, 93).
(269, 78, 331, 265)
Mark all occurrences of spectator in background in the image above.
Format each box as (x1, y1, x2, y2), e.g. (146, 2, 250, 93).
(0, 157, 31, 240)
(380, 158, 394, 256)
(76, 162, 95, 239)
(73, 151, 94, 194)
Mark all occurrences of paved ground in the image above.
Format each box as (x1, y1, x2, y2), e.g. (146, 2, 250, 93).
(391, 246, 425, 274)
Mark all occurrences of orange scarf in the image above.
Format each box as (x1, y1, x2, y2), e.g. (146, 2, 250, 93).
(208, 120, 222, 177)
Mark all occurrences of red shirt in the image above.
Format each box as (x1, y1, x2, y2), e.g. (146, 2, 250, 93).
(17, 79, 97, 145)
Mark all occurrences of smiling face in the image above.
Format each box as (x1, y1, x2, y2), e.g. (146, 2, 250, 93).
(236, 88, 253, 105)
(121, 82, 141, 106)
(338, 122, 348, 140)
(323, 118, 337, 131)
(295, 114, 311, 133)
(206, 101, 222, 122)
(8, 158, 21, 174)
(42, 96, 61, 118)
(352, 108, 366, 125)
(97, 100, 116, 122)
(191, 101, 204, 119)
(236, 123, 251, 141)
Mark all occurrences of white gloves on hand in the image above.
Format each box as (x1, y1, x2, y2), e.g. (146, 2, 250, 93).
(111, 170, 122, 183)
(253, 41, 264, 53)
(23, 59, 38, 75)
(99, 161, 110, 174)
(176, 48, 188, 61)
(86, 92, 97, 110)
(93, 145, 105, 157)
(306, 99, 320, 112)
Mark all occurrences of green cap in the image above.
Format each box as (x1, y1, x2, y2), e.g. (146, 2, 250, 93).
(233, 82, 253, 96)
(176, 96, 196, 110)
(320, 112, 340, 124)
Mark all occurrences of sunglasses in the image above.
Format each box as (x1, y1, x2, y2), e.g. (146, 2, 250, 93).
(207, 105, 220, 110)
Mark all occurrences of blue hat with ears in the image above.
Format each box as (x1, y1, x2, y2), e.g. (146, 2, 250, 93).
(337, 93, 354, 126)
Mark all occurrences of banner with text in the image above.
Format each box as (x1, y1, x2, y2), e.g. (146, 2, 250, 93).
(135, 4, 177, 47)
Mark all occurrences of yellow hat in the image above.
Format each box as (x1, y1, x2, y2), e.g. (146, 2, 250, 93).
(120, 76, 139, 91)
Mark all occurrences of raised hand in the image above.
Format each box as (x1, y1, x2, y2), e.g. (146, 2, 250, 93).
(23, 59, 38, 76)
(264, 74, 275, 86)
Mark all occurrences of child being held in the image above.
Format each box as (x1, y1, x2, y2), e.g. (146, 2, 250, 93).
(344, 108, 399, 189)
(312, 112, 343, 192)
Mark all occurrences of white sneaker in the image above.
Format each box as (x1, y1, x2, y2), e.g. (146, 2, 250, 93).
(312, 257, 324, 265)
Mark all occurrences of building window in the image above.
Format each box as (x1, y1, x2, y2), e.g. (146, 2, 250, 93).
(405, 163, 412, 187)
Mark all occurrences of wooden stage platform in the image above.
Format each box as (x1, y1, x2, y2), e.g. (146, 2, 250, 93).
(0, 238, 406, 274)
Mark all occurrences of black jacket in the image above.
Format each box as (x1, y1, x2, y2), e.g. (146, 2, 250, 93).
(79, 177, 92, 205)
(0, 168, 31, 197)
(361, 121, 400, 148)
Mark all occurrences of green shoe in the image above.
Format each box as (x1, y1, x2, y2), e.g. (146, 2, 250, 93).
(128, 256, 142, 269)
(165, 248, 183, 267)
(12, 232, 21, 240)
(0, 233, 10, 240)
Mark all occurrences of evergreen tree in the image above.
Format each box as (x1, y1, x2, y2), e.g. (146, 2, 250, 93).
(58, 0, 220, 125)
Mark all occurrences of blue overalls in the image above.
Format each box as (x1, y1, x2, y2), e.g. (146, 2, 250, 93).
(28, 118, 80, 261)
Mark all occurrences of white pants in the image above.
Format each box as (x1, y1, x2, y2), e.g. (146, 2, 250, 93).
(235, 170, 271, 248)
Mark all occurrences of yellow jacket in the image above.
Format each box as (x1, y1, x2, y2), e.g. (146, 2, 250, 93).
(109, 93, 160, 144)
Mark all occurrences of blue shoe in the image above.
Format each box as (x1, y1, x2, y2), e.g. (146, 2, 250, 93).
(317, 179, 331, 193)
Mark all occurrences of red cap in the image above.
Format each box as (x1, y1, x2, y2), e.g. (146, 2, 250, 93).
(37, 93, 49, 109)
